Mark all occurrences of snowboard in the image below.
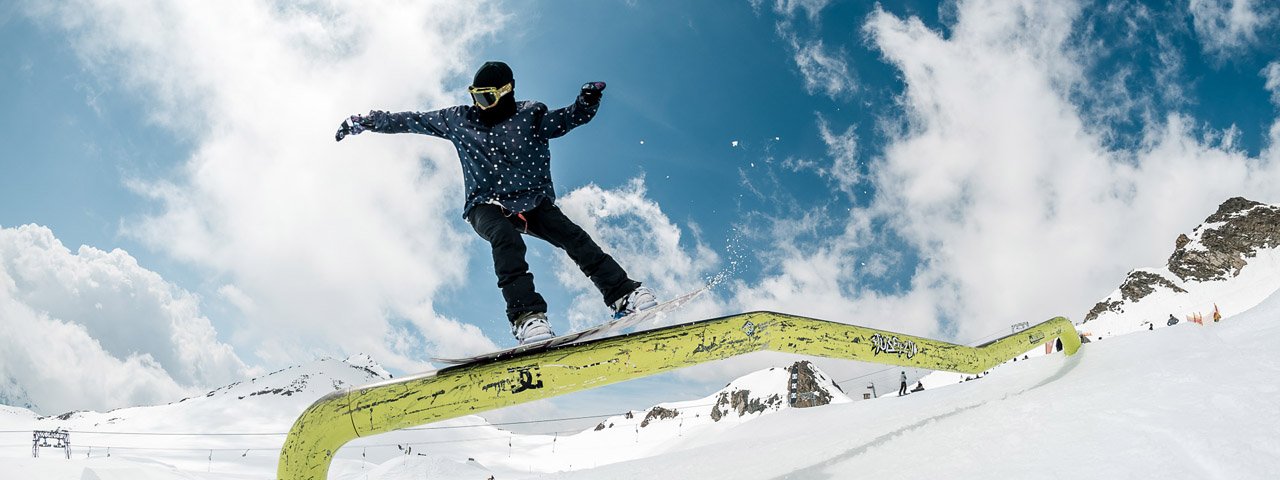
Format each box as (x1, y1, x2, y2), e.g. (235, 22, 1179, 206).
(432, 286, 709, 365)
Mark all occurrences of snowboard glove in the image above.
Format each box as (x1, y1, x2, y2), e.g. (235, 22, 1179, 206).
(578, 81, 606, 106)
(335, 113, 378, 142)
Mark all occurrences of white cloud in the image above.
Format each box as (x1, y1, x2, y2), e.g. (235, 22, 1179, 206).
(555, 178, 721, 330)
(0, 224, 248, 413)
(1265, 61, 1280, 106)
(22, 0, 503, 370)
(1189, 0, 1275, 61)
(751, 0, 831, 22)
(754, 0, 856, 99)
(733, 0, 1280, 352)
(789, 37, 857, 99)
(817, 115, 859, 195)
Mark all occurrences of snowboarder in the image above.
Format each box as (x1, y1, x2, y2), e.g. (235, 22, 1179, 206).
(898, 371, 908, 396)
(335, 61, 657, 345)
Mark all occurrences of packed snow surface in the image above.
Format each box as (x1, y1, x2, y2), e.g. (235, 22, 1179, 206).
(4, 292, 1280, 478)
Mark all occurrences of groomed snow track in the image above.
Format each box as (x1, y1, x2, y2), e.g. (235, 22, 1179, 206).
(278, 311, 1080, 479)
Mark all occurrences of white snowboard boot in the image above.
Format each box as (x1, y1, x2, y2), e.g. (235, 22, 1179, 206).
(512, 312, 555, 345)
(611, 286, 658, 318)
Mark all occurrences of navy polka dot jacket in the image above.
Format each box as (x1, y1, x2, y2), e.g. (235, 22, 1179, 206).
(366, 98, 599, 217)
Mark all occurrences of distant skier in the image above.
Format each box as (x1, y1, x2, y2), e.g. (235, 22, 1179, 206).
(899, 371, 908, 396)
(335, 61, 657, 345)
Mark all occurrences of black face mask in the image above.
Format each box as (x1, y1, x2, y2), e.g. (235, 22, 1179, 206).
(472, 61, 517, 126)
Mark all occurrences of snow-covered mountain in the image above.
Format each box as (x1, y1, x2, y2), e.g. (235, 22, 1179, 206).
(0, 351, 849, 478)
(0, 374, 36, 411)
(32, 353, 388, 429)
(545, 360, 851, 467)
(0, 354, 391, 479)
(1082, 197, 1280, 338)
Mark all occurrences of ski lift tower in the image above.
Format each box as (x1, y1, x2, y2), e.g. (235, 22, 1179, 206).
(32, 428, 71, 459)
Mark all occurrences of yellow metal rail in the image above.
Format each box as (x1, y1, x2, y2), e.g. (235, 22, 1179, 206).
(278, 311, 1080, 479)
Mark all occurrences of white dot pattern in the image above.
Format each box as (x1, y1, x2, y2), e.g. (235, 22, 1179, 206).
(366, 99, 599, 217)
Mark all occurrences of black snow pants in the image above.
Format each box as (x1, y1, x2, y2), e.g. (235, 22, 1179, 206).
(466, 200, 640, 326)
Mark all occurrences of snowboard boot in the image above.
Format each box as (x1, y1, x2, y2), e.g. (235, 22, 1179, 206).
(611, 286, 658, 318)
(512, 311, 555, 345)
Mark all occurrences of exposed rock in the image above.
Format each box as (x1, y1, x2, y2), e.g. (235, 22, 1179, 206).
(1175, 233, 1190, 250)
(710, 389, 781, 422)
(640, 406, 679, 427)
(788, 361, 837, 408)
(54, 410, 86, 421)
(1168, 197, 1279, 282)
(1085, 197, 1279, 323)
(1118, 271, 1186, 303)
(1084, 299, 1123, 322)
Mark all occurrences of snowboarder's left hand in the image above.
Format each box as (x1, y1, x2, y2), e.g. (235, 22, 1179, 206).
(579, 82, 606, 106)
(335, 114, 374, 142)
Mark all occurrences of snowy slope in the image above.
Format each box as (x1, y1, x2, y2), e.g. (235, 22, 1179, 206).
(7, 291, 1279, 479)
(333, 360, 851, 478)
(541, 288, 1280, 479)
(1082, 197, 1280, 339)
(0, 354, 851, 478)
(479, 361, 851, 472)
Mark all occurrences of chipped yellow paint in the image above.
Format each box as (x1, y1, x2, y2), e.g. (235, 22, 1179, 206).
(279, 312, 1079, 479)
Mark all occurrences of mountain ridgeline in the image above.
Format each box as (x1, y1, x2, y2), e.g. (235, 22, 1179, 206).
(1084, 197, 1280, 334)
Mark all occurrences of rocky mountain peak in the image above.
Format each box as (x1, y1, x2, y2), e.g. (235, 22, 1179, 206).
(1167, 197, 1279, 282)
(788, 360, 842, 408)
(1085, 196, 1280, 323)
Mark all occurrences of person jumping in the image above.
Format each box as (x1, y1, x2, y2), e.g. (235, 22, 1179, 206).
(335, 61, 657, 345)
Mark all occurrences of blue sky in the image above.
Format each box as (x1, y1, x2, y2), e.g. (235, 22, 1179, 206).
(3, 0, 1280, 420)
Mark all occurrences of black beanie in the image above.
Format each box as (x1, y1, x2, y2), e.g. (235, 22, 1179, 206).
(472, 61, 517, 126)
(472, 61, 514, 88)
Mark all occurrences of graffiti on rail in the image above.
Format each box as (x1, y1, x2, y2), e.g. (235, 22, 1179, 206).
(869, 333, 919, 359)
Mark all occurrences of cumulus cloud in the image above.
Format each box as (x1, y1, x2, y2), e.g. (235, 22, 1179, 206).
(1189, 0, 1276, 61)
(22, 0, 503, 370)
(734, 0, 1280, 352)
(0, 224, 248, 413)
(555, 178, 722, 330)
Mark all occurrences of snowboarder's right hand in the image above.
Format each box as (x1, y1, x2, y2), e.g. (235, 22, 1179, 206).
(578, 82, 606, 106)
(335, 113, 377, 142)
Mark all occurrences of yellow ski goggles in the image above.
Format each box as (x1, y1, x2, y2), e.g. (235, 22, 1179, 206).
(468, 83, 513, 110)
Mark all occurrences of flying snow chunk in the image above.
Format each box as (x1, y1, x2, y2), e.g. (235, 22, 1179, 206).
(640, 140, 645, 145)
(731, 140, 740, 147)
